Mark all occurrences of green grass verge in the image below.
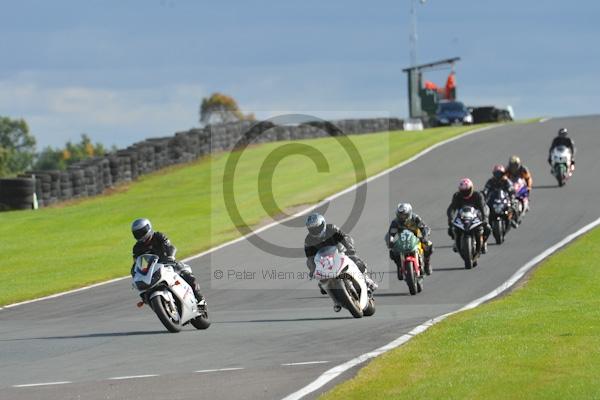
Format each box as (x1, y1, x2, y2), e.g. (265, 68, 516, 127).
(0, 124, 498, 306)
(321, 225, 600, 400)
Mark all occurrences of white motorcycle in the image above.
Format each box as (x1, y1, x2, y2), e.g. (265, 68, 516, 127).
(313, 245, 375, 318)
(132, 254, 210, 333)
(550, 145, 573, 187)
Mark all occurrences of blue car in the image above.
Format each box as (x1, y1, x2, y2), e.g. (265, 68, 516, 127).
(434, 101, 473, 126)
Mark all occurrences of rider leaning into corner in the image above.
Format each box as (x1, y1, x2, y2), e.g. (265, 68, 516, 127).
(131, 218, 204, 305)
(548, 128, 576, 170)
(386, 203, 434, 276)
(505, 155, 533, 191)
(304, 213, 378, 302)
(446, 178, 491, 254)
(482, 164, 520, 228)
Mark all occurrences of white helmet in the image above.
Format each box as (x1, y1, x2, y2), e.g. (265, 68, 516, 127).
(132, 218, 153, 243)
(396, 203, 413, 222)
(306, 213, 326, 238)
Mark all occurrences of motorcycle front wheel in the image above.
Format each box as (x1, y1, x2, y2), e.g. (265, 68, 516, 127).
(461, 235, 473, 269)
(404, 261, 418, 295)
(492, 219, 504, 245)
(151, 296, 182, 333)
(556, 164, 566, 187)
(331, 277, 363, 318)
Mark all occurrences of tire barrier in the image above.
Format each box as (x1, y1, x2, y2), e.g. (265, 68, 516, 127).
(0, 117, 403, 211)
(0, 178, 36, 211)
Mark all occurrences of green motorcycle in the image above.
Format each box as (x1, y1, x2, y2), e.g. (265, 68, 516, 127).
(390, 229, 424, 295)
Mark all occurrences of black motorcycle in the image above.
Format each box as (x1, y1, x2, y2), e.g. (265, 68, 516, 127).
(487, 189, 512, 245)
(452, 206, 483, 269)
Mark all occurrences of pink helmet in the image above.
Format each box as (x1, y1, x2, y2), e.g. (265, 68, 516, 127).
(458, 178, 474, 198)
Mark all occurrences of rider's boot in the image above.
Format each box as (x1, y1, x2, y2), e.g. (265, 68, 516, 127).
(193, 287, 205, 305)
(318, 282, 327, 295)
(394, 260, 404, 280)
(424, 256, 432, 275)
(364, 272, 378, 292)
(510, 217, 519, 228)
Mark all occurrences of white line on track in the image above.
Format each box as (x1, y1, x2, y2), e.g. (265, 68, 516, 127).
(13, 381, 72, 388)
(281, 215, 600, 400)
(282, 361, 330, 366)
(108, 374, 159, 380)
(195, 367, 245, 373)
(0, 124, 500, 310)
(0, 277, 127, 310)
(539, 117, 551, 123)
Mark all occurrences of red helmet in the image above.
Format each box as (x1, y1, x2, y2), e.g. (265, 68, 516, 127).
(458, 178, 474, 198)
(492, 164, 506, 179)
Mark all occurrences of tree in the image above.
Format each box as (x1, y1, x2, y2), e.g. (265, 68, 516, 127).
(33, 134, 110, 171)
(199, 92, 255, 125)
(34, 146, 66, 171)
(0, 116, 36, 177)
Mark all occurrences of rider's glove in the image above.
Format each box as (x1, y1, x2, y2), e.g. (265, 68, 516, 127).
(166, 256, 176, 263)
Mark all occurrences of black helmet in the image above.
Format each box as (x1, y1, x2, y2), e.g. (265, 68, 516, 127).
(306, 213, 326, 238)
(132, 218, 153, 242)
(493, 164, 506, 179)
(558, 128, 568, 137)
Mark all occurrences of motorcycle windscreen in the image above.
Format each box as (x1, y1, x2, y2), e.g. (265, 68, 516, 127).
(135, 254, 159, 275)
(313, 246, 344, 279)
(392, 230, 419, 254)
(552, 146, 570, 163)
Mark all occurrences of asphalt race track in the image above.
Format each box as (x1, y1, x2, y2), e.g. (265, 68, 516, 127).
(1, 115, 599, 400)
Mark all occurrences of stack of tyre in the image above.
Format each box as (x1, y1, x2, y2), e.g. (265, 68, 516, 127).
(117, 152, 133, 182)
(196, 129, 211, 157)
(59, 171, 73, 200)
(69, 168, 86, 198)
(148, 139, 169, 170)
(208, 124, 231, 152)
(22, 172, 53, 207)
(0, 178, 36, 211)
(99, 158, 112, 189)
(131, 143, 156, 175)
(83, 164, 101, 196)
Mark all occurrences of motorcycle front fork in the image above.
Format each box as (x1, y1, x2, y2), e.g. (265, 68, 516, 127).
(456, 232, 483, 253)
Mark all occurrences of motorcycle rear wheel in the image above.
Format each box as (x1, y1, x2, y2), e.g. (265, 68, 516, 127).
(363, 297, 376, 317)
(190, 303, 211, 330)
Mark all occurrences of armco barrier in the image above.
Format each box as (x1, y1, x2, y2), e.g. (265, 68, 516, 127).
(0, 117, 403, 211)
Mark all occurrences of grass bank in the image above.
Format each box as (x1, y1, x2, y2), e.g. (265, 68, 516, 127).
(0, 124, 497, 306)
(321, 225, 600, 400)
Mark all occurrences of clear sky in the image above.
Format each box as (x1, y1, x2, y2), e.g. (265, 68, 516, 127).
(1, 0, 598, 149)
